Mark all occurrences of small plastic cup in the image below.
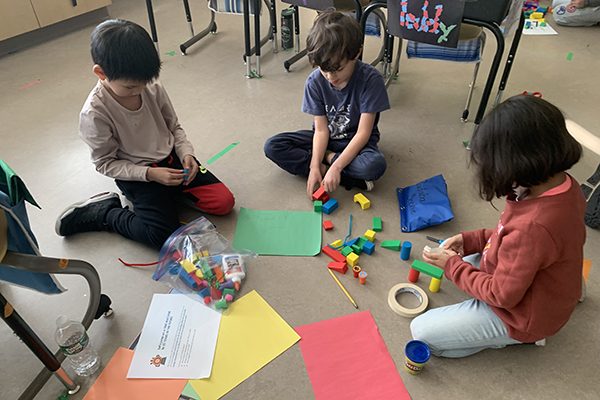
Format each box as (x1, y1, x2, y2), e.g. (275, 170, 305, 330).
(404, 340, 431, 375)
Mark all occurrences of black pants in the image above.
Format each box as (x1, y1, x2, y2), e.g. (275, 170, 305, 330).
(106, 152, 235, 250)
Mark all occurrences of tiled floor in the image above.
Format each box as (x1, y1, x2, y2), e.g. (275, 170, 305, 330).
(1, 1, 599, 399)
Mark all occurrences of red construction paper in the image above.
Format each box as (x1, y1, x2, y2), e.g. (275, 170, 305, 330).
(83, 348, 187, 400)
(295, 311, 411, 400)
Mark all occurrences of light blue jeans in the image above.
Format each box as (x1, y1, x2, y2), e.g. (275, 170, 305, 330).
(410, 254, 522, 358)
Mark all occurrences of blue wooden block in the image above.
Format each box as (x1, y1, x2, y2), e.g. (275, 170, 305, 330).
(362, 241, 375, 255)
(345, 237, 359, 247)
(322, 199, 339, 215)
(199, 287, 211, 299)
(180, 272, 198, 289)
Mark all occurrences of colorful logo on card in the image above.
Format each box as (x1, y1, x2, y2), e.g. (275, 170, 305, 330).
(150, 355, 167, 367)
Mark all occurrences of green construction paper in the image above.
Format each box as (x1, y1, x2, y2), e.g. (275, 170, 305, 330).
(181, 382, 202, 400)
(567, 52, 573, 61)
(206, 142, 240, 165)
(233, 207, 322, 256)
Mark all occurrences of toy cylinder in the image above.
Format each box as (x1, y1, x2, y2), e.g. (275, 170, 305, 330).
(359, 271, 367, 284)
(408, 268, 420, 283)
(429, 277, 442, 293)
(400, 241, 412, 261)
(353, 265, 362, 278)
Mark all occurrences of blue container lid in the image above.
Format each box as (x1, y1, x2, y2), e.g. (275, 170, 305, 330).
(405, 340, 431, 364)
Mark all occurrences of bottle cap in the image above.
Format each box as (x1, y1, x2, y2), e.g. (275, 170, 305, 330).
(56, 315, 70, 328)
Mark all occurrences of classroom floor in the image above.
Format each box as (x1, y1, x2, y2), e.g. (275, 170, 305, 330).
(1, 1, 599, 399)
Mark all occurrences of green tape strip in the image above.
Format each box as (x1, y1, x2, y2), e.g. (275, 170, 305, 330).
(206, 142, 240, 164)
(567, 52, 573, 61)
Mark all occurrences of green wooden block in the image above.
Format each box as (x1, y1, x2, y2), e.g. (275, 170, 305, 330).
(314, 200, 322, 212)
(215, 298, 229, 309)
(372, 217, 382, 232)
(351, 244, 362, 255)
(356, 236, 369, 248)
(341, 246, 354, 257)
(411, 260, 444, 280)
(381, 240, 402, 251)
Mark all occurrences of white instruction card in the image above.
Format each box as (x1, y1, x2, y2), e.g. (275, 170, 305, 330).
(127, 294, 222, 379)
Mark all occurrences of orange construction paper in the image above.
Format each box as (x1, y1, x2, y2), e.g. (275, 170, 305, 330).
(83, 347, 187, 400)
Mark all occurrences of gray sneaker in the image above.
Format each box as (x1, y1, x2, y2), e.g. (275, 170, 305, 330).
(581, 163, 600, 228)
(55, 192, 122, 236)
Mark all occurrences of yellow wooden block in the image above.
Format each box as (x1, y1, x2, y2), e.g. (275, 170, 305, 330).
(529, 12, 543, 19)
(364, 230, 376, 242)
(346, 252, 359, 267)
(181, 259, 196, 274)
(353, 193, 371, 210)
(195, 269, 204, 279)
(202, 250, 209, 257)
(331, 239, 343, 248)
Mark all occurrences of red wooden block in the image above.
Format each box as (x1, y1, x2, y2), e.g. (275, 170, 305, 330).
(210, 287, 222, 300)
(321, 194, 330, 203)
(323, 220, 334, 230)
(322, 245, 347, 263)
(312, 186, 328, 202)
(327, 261, 348, 274)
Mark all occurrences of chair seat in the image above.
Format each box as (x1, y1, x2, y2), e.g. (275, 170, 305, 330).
(406, 25, 484, 63)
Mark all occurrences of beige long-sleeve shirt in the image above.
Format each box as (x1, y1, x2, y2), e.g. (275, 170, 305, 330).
(79, 80, 195, 181)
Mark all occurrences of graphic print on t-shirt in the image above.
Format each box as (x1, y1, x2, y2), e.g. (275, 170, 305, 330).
(326, 103, 351, 139)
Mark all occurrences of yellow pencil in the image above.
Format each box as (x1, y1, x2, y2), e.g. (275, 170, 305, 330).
(328, 269, 358, 309)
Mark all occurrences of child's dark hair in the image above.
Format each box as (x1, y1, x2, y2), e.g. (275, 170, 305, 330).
(306, 11, 363, 72)
(91, 19, 161, 82)
(470, 95, 582, 201)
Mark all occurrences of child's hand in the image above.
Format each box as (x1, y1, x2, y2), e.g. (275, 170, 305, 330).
(147, 167, 186, 186)
(442, 233, 464, 255)
(322, 166, 341, 193)
(182, 155, 199, 186)
(423, 248, 458, 270)
(307, 169, 323, 198)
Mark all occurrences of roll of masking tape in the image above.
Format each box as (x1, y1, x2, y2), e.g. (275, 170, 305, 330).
(388, 283, 429, 318)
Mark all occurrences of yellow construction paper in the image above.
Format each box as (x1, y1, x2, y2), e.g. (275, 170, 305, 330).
(188, 290, 300, 400)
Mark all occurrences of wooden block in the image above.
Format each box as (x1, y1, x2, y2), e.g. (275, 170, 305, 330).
(312, 186, 328, 202)
(364, 230, 376, 242)
(180, 259, 196, 274)
(323, 220, 333, 230)
(351, 244, 362, 255)
(322, 245, 347, 263)
(341, 246, 354, 257)
(322, 199, 339, 215)
(362, 241, 375, 255)
(353, 193, 371, 210)
(331, 239, 343, 248)
(328, 261, 348, 274)
(381, 240, 401, 251)
(346, 252, 359, 267)
(411, 259, 444, 280)
(372, 217, 382, 232)
(314, 200, 323, 212)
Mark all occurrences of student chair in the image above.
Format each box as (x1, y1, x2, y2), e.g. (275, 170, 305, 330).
(0, 159, 113, 400)
(360, 0, 526, 133)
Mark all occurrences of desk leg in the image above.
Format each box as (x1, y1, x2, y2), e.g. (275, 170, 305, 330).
(494, 11, 525, 106)
(243, 0, 252, 78)
(145, 0, 159, 54)
(182, 0, 195, 37)
(270, 0, 278, 53)
(254, 0, 261, 77)
(294, 5, 300, 53)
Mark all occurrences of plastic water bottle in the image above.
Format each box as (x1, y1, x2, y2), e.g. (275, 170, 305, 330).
(55, 316, 100, 376)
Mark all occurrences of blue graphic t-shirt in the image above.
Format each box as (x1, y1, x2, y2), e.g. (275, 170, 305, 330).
(301, 59, 390, 141)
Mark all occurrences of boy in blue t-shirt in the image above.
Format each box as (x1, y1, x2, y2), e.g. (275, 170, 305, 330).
(264, 11, 390, 197)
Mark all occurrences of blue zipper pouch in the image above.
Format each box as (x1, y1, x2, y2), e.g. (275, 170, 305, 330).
(397, 174, 454, 232)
